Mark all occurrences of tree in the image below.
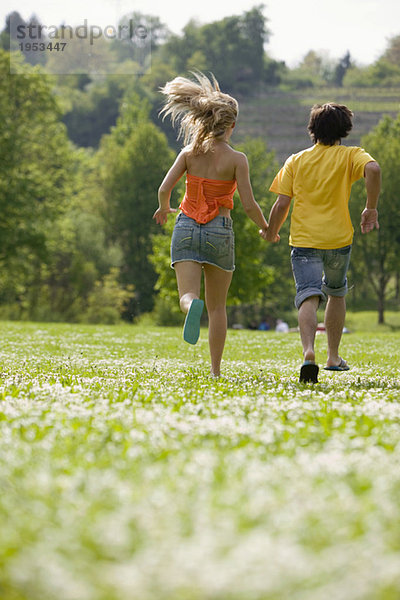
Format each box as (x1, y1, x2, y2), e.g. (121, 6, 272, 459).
(160, 6, 271, 93)
(99, 94, 175, 316)
(1, 11, 24, 51)
(382, 34, 400, 66)
(231, 138, 281, 305)
(111, 12, 170, 60)
(0, 49, 73, 280)
(61, 73, 148, 147)
(5, 12, 48, 67)
(25, 149, 130, 322)
(159, 19, 203, 74)
(281, 50, 338, 89)
(300, 51, 323, 76)
(349, 115, 400, 323)
(0, 49, 132, 323)
(343, 59, 400, 88)
(333, 51, 352, 87)
(149, 208, 183, 325)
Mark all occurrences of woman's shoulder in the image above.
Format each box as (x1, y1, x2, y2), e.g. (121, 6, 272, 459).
(180, 145, 192, 158)
(230, 149, 249, 168)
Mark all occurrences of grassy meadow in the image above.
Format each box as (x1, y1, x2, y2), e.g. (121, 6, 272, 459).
(0, 318, 400, 600)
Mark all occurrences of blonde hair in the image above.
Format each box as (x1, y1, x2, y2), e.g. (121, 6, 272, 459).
(159, 72, 238, 154)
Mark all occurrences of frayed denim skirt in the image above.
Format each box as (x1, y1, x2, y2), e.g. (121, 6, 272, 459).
(171, 213, 235, 272)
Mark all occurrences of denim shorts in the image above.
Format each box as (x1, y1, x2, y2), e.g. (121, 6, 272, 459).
(290, 245, 352, 309)
(171, 213, 235, 271)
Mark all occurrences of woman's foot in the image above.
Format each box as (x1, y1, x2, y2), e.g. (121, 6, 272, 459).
(183, 299, 204, 344)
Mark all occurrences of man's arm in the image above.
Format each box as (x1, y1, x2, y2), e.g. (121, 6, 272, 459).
(361, 161, 381, 234)
(264, 194, 292, 242)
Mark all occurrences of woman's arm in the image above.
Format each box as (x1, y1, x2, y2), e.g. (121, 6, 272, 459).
(153, 150, 187, 225)
(235, 153, 269, 231)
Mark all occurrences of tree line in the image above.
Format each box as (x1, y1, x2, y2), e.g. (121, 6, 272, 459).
(1, 6, 400, 324)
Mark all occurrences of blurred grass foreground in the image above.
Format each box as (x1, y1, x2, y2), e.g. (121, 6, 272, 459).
(0, 319, 399, 599)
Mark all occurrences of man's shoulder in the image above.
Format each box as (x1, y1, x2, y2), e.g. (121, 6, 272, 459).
(298, 144, 367, 161)
(335, 145, 375, 165)
(337, 144, 362, 152)
(288, 145, 316, 162)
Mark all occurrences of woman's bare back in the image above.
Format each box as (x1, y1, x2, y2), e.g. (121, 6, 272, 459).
(185, 142, 239, 182)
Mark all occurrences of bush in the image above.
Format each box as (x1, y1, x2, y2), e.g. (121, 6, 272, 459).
(152, 295, 183, 327)
(83, 269, 135, 324)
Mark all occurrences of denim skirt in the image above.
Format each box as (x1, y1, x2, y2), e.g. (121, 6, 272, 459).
(171, 213, 235, 271)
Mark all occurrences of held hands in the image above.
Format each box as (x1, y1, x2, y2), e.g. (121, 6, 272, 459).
(360, 208, 379, 234)
(152, 207, 177, 226)
(259, 226, 280, 243)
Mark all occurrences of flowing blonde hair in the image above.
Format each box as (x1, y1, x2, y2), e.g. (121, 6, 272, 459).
(159, 72, 238, 154)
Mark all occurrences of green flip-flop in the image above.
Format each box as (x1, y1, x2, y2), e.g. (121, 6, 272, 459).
(183, 299, 204, 345)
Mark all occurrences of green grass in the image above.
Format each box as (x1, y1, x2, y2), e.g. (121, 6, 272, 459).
(1, 320, 400, 600)
(345, 310, 400, 332)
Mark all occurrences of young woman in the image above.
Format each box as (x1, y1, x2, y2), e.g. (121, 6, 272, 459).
(153, 72, 269, 376)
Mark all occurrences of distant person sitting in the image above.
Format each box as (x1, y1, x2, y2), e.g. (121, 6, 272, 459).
(258, 319, 270, 331)
(263, 102, 381, 383)
(275, 318, 289, 333)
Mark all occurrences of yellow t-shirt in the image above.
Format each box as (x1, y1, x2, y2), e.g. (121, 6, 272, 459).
(269, 143, 375, 249)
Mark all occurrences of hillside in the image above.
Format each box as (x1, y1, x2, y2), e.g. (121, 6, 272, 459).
(234, 87, 400, 163)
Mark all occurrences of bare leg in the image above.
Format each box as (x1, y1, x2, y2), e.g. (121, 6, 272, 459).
(325, 295, 346, 367)
(298, 296, 320, 363)
(174, 261, 202, 314)
(203, 264, 233, 377)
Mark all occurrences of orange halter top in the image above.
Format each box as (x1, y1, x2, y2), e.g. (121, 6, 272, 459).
(179, 173, 237, 224)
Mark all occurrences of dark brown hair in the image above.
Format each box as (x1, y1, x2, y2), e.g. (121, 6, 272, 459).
(307, 103, 353, 145)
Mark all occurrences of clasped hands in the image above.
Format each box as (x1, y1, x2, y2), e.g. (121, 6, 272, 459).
(259, 225, 280, 243)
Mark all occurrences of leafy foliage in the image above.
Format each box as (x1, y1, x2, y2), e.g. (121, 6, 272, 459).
(344, 59, 400, 88)
(99, 95, 175, 315)
(60, 75, 151, 148)
(0, 50, 72, 261)
(349, 114, 400, 322)
(160, 6, 274, 92)
(0, 8, 399, 323)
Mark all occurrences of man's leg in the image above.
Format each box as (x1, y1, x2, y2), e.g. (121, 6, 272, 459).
(291, 247, 324, 383)
(298, 296, 320, 363)
(322, 246, 352, 368)
(325, 295, 347, 367)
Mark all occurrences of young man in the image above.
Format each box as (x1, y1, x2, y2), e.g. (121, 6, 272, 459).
(264, 103, 381, 383)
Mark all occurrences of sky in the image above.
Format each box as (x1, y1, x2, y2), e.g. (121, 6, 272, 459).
(2, 0, 400, 67)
